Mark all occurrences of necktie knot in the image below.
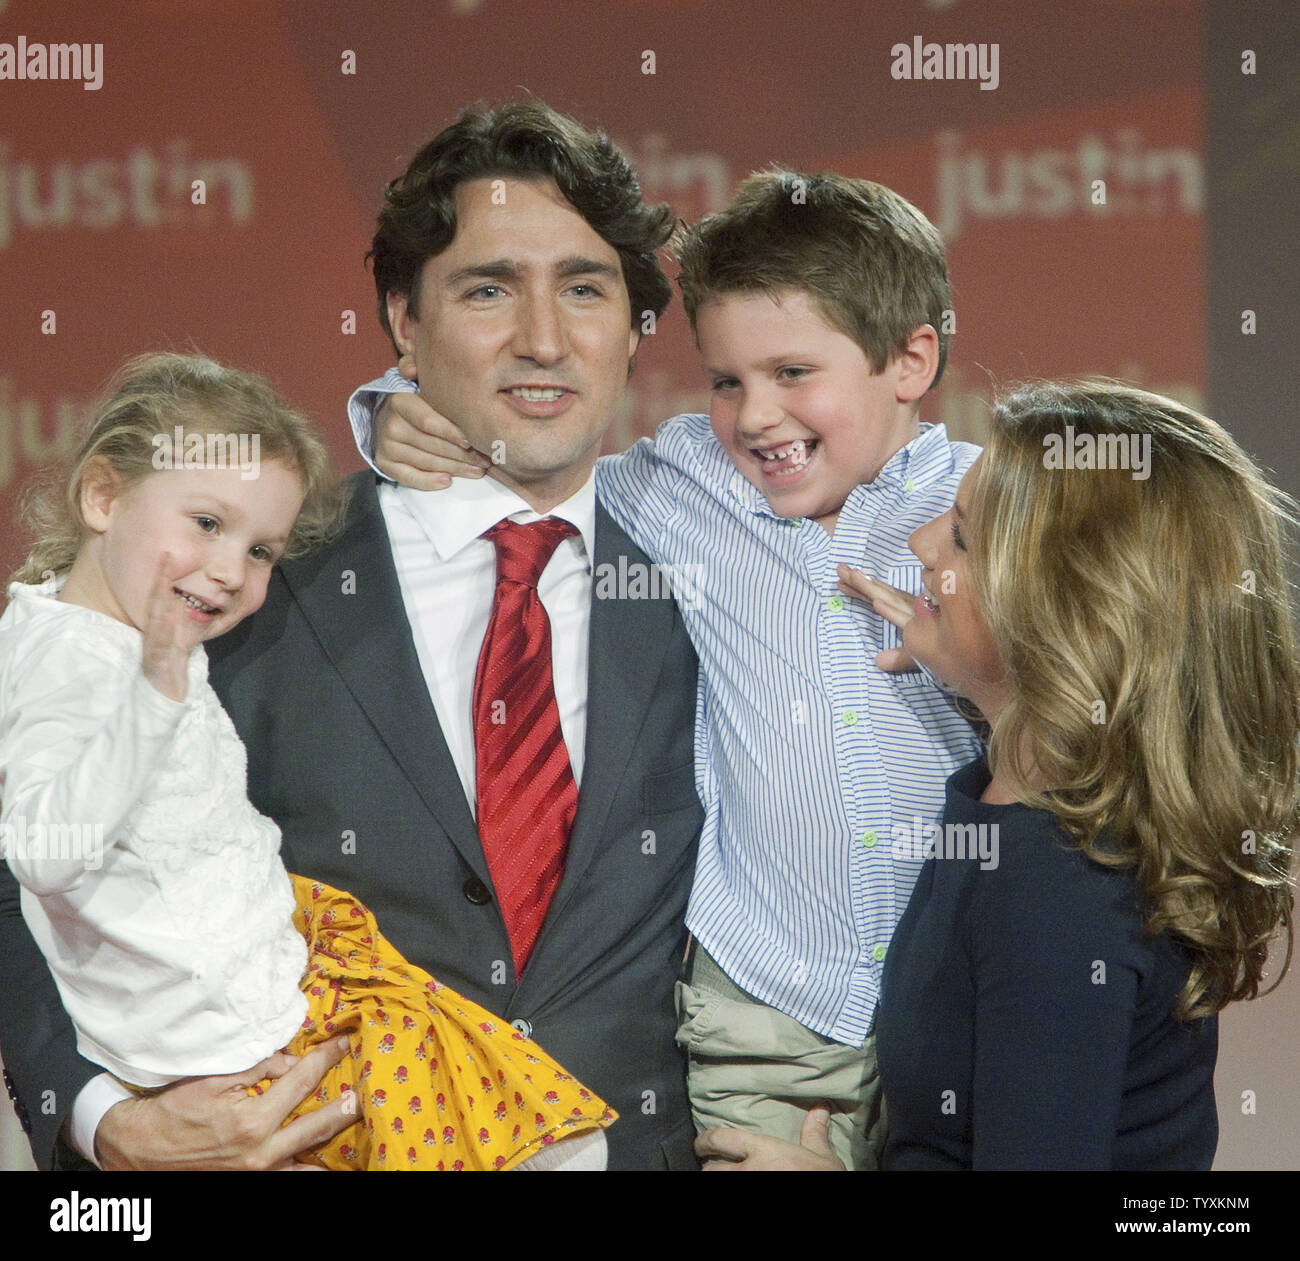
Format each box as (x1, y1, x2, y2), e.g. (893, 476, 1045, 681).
(484, 517, 578, 590)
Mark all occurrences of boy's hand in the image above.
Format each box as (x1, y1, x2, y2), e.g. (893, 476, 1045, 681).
(695, 1106, 845, 1171)
(142, 553, 207, 703)
(373, 387, 492, 491)
(836, 563, 921, 673)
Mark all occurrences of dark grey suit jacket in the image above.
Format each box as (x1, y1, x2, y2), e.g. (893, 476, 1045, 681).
(0, 471, 704, 1171)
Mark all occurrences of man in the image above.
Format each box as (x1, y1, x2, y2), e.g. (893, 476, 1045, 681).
(0, 100, 704, 1171)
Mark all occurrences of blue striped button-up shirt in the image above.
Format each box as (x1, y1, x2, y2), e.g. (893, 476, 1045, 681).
(597, 415, 982, 1045)
(350, 379, 982, 1044)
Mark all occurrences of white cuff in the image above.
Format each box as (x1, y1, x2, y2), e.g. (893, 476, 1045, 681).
(346, 367, 418, 477)
(514, 1128, 608, 1171)
(69, 1072, 135, 1167)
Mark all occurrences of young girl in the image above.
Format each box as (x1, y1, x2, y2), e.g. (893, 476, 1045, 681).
(0, 352, 613, 1171)
(846, 381, 1298, 1169)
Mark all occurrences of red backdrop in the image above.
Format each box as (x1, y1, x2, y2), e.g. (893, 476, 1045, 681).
(13, 0, 1293, 1177)
(0, 0, 1205, 572)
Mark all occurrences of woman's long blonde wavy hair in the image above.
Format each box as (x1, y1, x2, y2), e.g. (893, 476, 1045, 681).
(11, 352, 348, 586)
(970, 381, 1298, 1020)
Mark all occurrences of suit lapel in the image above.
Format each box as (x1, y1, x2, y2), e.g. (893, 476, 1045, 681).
(282, 479, 673, 992)
(518, 504, 676, 989)
(278, 472, 489, 884)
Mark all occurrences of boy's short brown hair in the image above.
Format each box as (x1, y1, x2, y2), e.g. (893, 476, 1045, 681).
(675, 169, 951, 385)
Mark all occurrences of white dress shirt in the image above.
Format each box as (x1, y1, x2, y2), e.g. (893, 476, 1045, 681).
(378, 470, 597, 805)
(0, 580, 308, 1092)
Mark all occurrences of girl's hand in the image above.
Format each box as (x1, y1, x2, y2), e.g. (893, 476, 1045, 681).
(142, 553, 206, 703)
(836, 563, 920, 673)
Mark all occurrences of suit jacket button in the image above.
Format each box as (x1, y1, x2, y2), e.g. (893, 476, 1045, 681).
(463, 877, 492, 905)
(511, 1018, 533, 1039)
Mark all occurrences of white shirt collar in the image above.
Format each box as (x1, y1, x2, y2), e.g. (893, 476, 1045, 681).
(389, 468, 597, 565)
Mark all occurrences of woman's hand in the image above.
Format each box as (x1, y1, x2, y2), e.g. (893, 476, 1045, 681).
(836, 563, 919, 673)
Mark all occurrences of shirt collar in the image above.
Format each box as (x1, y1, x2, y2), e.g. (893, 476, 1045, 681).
(388, 468, 597, 565)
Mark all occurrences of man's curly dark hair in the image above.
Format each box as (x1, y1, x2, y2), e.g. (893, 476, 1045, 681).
(368, 100, 675, 352)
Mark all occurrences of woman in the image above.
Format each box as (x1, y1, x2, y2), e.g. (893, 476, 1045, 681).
(870, 381, 1299, 1169)
(699, 381, 1298, 1170)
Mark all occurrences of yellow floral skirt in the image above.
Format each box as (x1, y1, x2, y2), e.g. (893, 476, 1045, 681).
(252, 875, 616, 1170)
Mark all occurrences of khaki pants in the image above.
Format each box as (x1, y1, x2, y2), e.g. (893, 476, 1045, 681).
(675, 943, 886, 1170)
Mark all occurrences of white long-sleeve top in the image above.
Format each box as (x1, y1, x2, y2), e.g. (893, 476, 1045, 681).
(0, 579, 307, 1087)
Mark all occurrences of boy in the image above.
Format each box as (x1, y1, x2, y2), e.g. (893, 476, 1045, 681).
(351, 170, 982, 1169)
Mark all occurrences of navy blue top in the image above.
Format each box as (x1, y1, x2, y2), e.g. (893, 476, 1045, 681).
(877, 756, 1219, 1170)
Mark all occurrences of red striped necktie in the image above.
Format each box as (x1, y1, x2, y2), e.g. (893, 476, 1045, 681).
(472, 517, 579, 975)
